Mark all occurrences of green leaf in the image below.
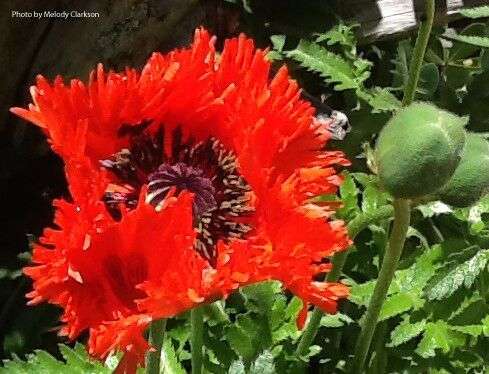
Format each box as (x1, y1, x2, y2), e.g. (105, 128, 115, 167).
(270, 35, 286, 52)
(448, 324, 482, 337)
(352, 245, 441, 327)
(228, 360, 246, 374)
(356, 87, 401, 113)
(418, 63, 440, 97)
(271, 297, 301, 343)
(241, 281, 281, 318)
(268, 35, 286, 61)
(389, 318, 427, 347)
(391, 40, 441, 98)
(337, 172, 360, 219)
(379, 292, 423, 321)
(0, 345, 112, 374)
(286, 40, 365, 91)
(415, 321, 465, 358)
(305, 345, 322, 359)
(391, 39, 411, 90)
(270, 295, 287, 332)
(426, 249, 489, 300)
(225, 313, 272, 363)
(416, 201, 453, 218)
(315, 23, 357, 51)
(59, 343, 101, 374)
(459, 6, 489, 18)
(162, 338, 186, 374)
(284, 297, 303, 320)
(226, 324, 256, 362)
(249, 351, 276, 374)
(349, 280, 376, 306)
(448, 23, 487, 62)
(443, 34, 489, 48)
(320, 313, 354, 328)
(361, 181, 389, 214)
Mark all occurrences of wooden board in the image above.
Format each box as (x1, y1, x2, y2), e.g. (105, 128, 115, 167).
(336, 0, 489, 41)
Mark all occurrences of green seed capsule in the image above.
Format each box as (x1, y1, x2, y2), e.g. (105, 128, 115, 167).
(375, 102, 467, 198)
(440, 133, 489, 207)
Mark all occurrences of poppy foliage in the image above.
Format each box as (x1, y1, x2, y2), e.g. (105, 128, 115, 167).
(11, 28, 351, 368)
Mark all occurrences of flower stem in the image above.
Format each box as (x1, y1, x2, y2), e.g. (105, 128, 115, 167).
(402, 0, 436, 106)
(350, 199, 411, 373)
(145, 318, 167, 374)
(349, 1, 433, 370)
(191, 306, 205, 374)
(294, 205, 394, 358)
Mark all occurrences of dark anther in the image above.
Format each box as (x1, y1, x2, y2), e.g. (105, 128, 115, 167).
(117, 119, 152, 138)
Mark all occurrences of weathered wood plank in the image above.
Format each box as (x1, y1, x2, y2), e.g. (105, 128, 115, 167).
(336, 0, 489, 41)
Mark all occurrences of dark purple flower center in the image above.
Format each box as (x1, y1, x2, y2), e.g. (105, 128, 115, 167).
(100, 124, 252, 265)
(147, 163, 217, 218)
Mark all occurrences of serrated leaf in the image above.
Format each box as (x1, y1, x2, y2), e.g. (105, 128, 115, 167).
(356, 87, 401, 113)
(337, 172, 360, 220)
(389, 318, 427, 347)
(0, 345, 111, 374)
(320, 313, 354, 328)
(286, 40, 362, 91)
(271, 321, 299, 344)
(460, 5, 489, 18)
(228, 360, 246, 374)
(391, 39, 411, 90)
(59, 344, 94, 373)
(249, 351, 276, 374)
(415, 321, 465, 358)
(271, 297, 301, 343)
(270, 295, 287, 331)
(391, 42, 441, 97)
(315, 23, 357, 51)
(226, 325, 255, 362)
(427, 249, 489, 300)
(379, 292, 422, 321)
(349, 280, 376, 306)
(225, 313, 271, 363)
(242, 281, 281, 314)
(268, 35, 286, 61)
(285, 297, 302, 320)
(448, 324, 482, 337)
(447, 292, 484, 321)
(361, 182, 388, 214)
(162, 338, 186, 374)
(270, 35, 286, 52)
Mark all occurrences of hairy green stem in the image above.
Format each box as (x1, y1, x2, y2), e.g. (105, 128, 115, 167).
(402, 0, 436, 106)
(294, 205, 394, 358)
(370, 322, 388, 374)
(349, 1, 434, 370)
(191, 306, 205, 374)
(350, 199, 411, 373)
(145, 319, 167, 374)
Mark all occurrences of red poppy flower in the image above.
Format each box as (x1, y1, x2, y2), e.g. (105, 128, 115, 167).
(12, 28, 351, 368)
